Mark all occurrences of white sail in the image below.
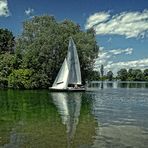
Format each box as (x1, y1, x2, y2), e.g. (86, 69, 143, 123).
(67, 38, 82, 85)
(51, 37, 82, 90)
(52, 58, 69, 89)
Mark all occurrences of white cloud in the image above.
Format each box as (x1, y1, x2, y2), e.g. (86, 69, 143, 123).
(105, 58, 148, 74)
(95, 47, 133, 66)
(94, 47, 148, 74)
(109, 48, 133, 55)
(0, 0, 9, 17)
(85, 12, 110, 29)
(85, 10, 148, 39)
(94, 47, 136, 73)
(25, 8, 34, 16)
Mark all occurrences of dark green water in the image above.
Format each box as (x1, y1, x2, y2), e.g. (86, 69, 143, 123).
(0, 82, 148, 148)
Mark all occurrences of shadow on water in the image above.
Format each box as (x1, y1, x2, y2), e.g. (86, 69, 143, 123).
(0, 90, 97, 148)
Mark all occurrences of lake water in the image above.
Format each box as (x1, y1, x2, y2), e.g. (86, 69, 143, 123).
(0, 82, 148, 148)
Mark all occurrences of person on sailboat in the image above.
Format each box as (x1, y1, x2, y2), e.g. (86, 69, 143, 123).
(74, 84, 78, 89)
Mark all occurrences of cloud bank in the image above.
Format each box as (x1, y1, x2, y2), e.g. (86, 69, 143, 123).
(85, 10, 148, 38)
(94, 47, 148, 74)
(0, 0, 9, 16)
(105, 58, 148, 74)
(95, 47, 133, 66)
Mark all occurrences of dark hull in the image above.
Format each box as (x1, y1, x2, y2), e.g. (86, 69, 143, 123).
(49, 87, 85, 92)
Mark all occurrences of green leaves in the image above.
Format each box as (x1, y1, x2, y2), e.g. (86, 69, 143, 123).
(117, 68, 148, 81)
(117, 69, 128, 81)
(107, 71, 113, 81)
(0, 29, 15, 53)
(8, 69, 33, 89)
(0, 15, 99, 89)
(16, 15, 98, 87)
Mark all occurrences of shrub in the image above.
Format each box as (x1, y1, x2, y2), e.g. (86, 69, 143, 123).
(8, 69, 33, 89)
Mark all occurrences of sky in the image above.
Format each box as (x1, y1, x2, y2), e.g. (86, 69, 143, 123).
(0, 0, 148, 74)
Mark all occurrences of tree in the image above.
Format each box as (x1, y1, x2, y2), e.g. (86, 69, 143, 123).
(100, 65, 104, 77)
(118, 68, 145, 81)
(127, 68, 134, 81)
(107, 71, 113, 81)
(89, 70, 100, 81)
(8, 69, 33, 89)
(0, 53, 16, 87)
(134, 69, 144, 81)
(144, 69, 148, 81)
(0, 28, 15, 53)
(16, 15, 98, 88)
(130, 69, 144, 81)
(117, 69, 128, 81)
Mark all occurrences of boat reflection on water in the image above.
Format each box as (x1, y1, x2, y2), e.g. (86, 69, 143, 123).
(51, 92, 82, 147)
(0, 90, 96, 148)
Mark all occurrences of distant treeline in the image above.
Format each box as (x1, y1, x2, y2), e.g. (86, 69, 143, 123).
(117, 68, 148, 81)
(91, 68, 148, 81)
(0, 15, 99, 89)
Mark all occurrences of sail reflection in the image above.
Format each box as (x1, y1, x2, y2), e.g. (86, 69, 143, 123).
(51, 92, 82, 145)
(0, 90, 96, 148)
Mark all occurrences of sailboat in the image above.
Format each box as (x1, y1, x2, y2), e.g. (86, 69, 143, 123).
(49, 37, 85, 91)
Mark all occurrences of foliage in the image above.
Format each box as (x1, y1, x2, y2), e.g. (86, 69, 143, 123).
(133, 69, 144, 81)
(0, 53, 15, 76)
(117, 69, 128, 81)
(8, 69, 33, 89)
(100, 76, 108, 81)
(0, 16, 99, 89)
(107, 71, 113, 81)
(29, 71, 50, 89)
(127, 69, 144, 81)
(16, 15, 98, 87)
(100, 65, 104, 77)
(88, 70, 100, 81)
(0, 28, 15, 53)
(0, 53, 16, 87)
(0, 76, 8, 88)
(117, 68, 147, 81)
(144, 69, 148, 81)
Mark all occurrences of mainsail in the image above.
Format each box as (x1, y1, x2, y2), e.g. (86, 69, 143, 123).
(52, 37, 82, 89)
(67, 37, 82, 85)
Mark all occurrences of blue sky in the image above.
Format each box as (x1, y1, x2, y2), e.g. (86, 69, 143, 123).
(0, 0, 148, 74)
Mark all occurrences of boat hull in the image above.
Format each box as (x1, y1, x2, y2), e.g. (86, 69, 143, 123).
(49, 87, 85, 92)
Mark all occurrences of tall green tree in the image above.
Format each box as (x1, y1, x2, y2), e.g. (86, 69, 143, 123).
(100, 65, 104, 77)
(16, 15, 98, 88)
(107, 71, 113, 81)
(117, 69, 128, 81)
(127, 68, 134, 81)
(0, 28, 15, 53)
(144, 69, 148, 81)
(0, 53, 15, 87)
(133, 69, 144, 81)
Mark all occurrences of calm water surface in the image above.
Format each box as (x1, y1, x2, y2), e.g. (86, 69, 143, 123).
(0, 82, 148, 148)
